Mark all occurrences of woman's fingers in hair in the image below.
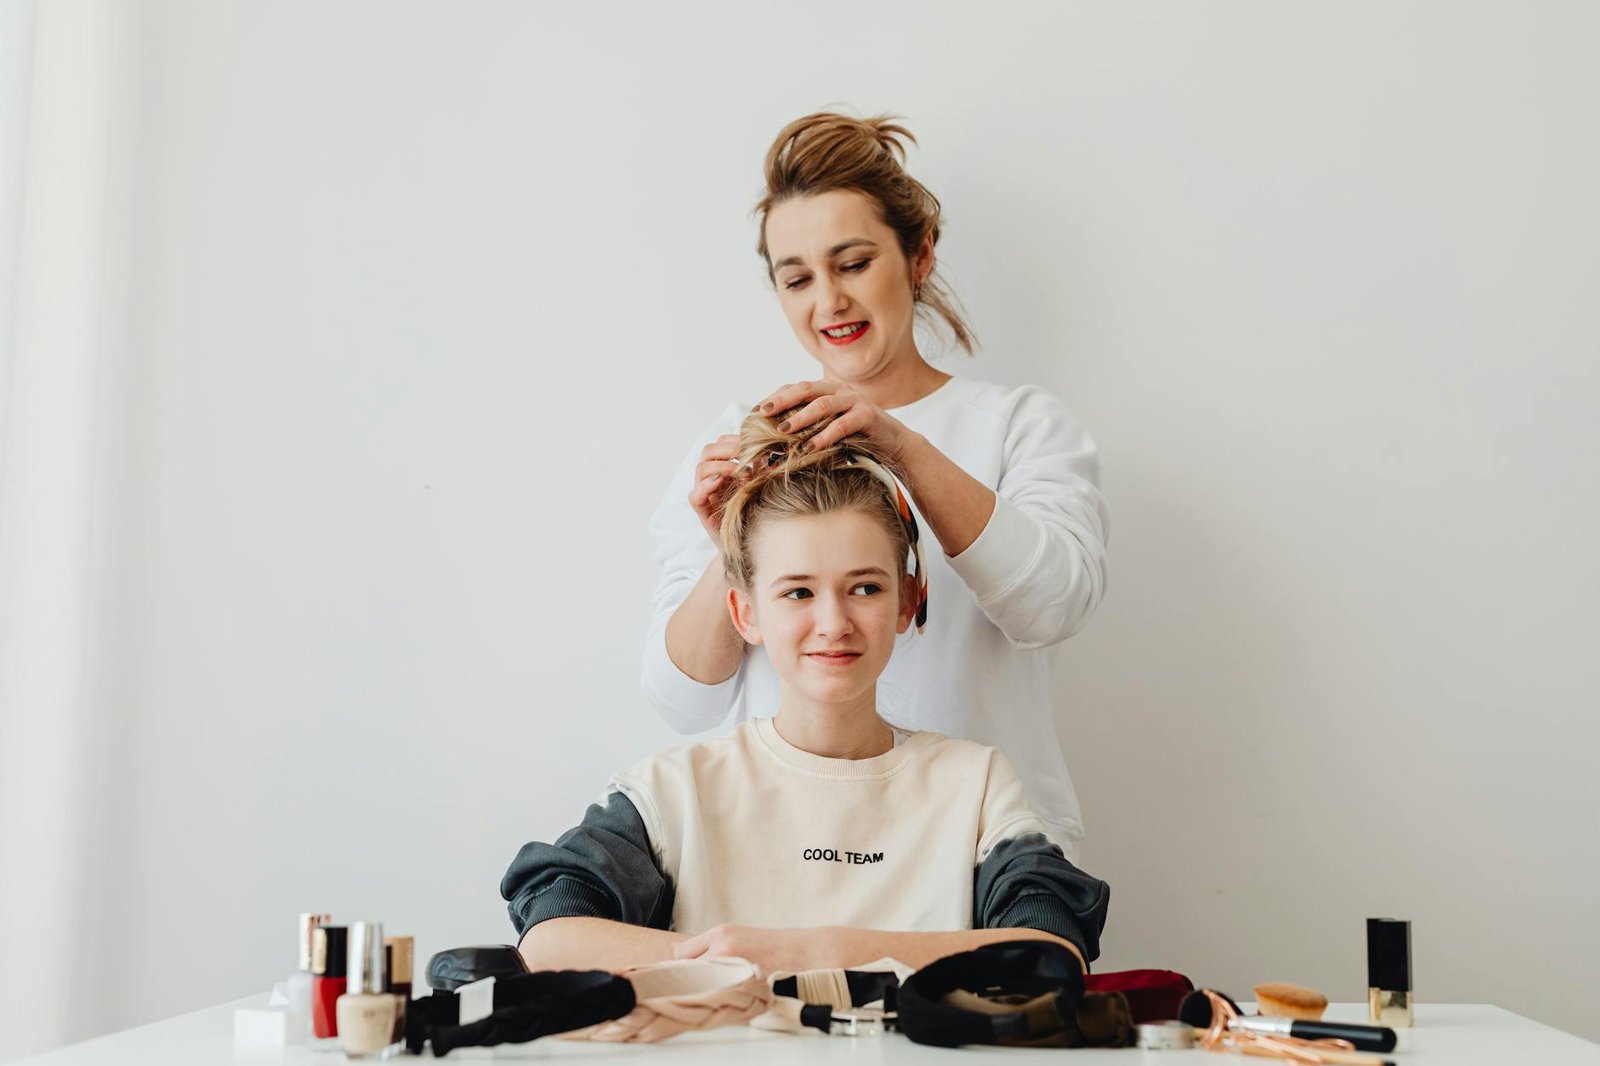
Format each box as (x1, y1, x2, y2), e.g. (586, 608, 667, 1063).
(700, 433, 741, 461)
(753, 380, 834, 418)
(800, 403, 873, 452)
(692, 458, 741, 485)
(781, 392, 844, 436)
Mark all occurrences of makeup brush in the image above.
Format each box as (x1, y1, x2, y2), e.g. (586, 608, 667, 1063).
(1180, 989, 1398, 1053)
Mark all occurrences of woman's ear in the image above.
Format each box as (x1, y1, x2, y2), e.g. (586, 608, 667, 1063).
(896, 573, 920, 634)
(727, 586, 763, 646)
(913, 233, 935, 287)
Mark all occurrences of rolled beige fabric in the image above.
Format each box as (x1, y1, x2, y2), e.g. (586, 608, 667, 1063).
(562, 957, 772, 1043)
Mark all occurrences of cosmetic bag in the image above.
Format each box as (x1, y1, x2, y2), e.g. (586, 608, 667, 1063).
(1085, 969, 1194, 1024)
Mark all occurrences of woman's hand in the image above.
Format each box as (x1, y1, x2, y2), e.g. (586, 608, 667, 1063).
(754, 380, 916, 462)
(672, 923, 834, 975)
(687, 433, 745, 545)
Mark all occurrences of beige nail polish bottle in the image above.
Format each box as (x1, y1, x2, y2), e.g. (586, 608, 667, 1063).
(337, 921, 399, 1059)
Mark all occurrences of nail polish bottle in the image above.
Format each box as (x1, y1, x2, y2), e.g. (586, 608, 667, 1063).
(285, 912, 332, 1042)
(337, 921, 400, 1059)
(310, 924, 348, 1045)
(383, 936, 413, 1045)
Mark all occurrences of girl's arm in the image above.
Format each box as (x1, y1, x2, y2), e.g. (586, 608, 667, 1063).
(673, 923, 1083, 975)
(519, 917, 687, 972)
(809, 925, 1084, 973)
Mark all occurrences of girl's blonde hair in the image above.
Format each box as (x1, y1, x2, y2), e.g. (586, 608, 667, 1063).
(754, 111, 976, 355)
(719, 412, 915, 611)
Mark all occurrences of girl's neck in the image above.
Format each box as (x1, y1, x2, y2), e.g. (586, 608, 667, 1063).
(773, 690, 893, 760)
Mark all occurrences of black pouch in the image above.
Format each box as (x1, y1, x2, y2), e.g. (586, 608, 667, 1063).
(899, 940, 1135, 1049)
(425, 944, 529, 991)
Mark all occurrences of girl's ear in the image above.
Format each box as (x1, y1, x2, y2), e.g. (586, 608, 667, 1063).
(728, 586, 763, 646)
(896, 573, 920, 634)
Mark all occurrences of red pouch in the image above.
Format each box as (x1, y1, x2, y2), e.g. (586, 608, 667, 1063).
(1084, 969, 1194, 1024)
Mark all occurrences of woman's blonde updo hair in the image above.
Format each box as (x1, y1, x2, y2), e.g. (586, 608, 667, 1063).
(754, 111, 976, 355)
(719, 411, 913, 604)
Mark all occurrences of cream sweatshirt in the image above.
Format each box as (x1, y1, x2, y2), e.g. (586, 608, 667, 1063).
(501, 719, 1112, 964)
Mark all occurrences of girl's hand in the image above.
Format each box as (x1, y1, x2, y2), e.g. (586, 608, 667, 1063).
(671, 923, 832, 975)
(687, 433, 745, 545)
(753, 380, 914, 461)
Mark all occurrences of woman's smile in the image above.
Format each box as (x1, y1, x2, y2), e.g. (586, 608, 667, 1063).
(821, 321, 871, 346)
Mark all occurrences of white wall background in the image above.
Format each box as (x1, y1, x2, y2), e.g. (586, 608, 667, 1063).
(2, 1, 1597, 1058)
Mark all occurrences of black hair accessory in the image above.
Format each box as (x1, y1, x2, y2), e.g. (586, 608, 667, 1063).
(425, 944, 529, 991)
(405, 969, 635, 1056)
(899, 940, 1130, 1048)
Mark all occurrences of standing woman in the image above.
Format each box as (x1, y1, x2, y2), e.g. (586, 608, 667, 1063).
(642, 112, 1109, 855)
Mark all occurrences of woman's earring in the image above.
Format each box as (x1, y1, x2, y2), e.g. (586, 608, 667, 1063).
(913, 277, 925, 302)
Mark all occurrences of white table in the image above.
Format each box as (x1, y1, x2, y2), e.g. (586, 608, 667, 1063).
(15, 997, 1600, 1064)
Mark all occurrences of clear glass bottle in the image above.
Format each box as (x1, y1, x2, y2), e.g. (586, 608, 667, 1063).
(284, 912, 331, 1043)
(337, 921, 399, 1059)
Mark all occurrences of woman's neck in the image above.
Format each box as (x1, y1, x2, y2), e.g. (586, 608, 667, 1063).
(833, 350, 951, 411)
(772, 689, 893, 760)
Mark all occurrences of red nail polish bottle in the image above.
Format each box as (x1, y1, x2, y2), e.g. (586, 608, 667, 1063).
(309, 924, 348, 1044)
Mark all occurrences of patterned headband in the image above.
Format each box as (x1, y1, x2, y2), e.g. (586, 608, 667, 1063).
(841, 449, 928, 632)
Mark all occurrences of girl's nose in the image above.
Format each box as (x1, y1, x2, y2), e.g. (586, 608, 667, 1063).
(812, 593, 853, 638)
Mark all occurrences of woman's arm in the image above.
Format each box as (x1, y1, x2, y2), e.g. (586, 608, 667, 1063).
(662, 560, 744, 684)
(895, 429, 996, 557)
(939, 386, 1109, 649)
(642, 406, 749, 732)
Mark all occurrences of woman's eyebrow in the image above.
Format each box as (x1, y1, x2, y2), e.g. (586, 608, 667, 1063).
(771, 239, 879, 271)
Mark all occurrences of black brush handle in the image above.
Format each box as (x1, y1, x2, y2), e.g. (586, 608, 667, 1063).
(1290, 1019, 1398, 1052)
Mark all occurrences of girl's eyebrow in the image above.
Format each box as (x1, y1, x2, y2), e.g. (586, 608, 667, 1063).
(771, 239, 879, 271)
(768, 566, 890, 589)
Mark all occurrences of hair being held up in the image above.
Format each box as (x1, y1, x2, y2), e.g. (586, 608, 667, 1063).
(716, 409, 926, 629)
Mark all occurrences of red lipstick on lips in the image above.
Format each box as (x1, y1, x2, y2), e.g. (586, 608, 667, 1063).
(820, 321, 870, 346)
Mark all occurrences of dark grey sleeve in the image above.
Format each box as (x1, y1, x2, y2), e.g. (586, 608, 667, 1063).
(973, 833, 1110, 965)
(499, 791, 675, 939)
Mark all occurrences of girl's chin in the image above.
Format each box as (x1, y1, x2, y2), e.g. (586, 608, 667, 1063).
(786, 682, 877, 707)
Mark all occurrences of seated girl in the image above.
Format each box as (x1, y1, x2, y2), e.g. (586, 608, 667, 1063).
(500, 414, 1109, 976)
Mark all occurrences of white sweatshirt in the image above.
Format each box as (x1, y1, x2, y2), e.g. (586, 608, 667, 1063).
(641, 375, 1110, 849)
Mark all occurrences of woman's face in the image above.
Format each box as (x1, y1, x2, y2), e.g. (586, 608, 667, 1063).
(765, 189, 932, 387)
(729, 509, 917, 709)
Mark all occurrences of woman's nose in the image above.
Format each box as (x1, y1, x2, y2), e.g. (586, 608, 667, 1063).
(813, 275, 848, 318)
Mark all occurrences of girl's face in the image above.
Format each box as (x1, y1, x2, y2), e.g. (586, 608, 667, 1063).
(729, 509, 917, 710)
(765, 189, 933, 388)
